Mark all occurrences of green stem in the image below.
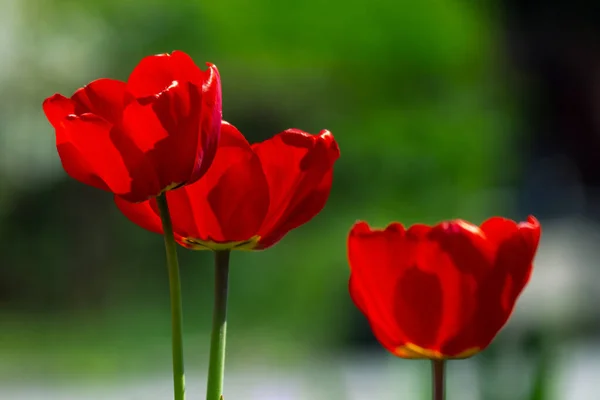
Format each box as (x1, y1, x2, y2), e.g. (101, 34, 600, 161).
(156, 193, 186, 400)
(431, 359, 445, 400)
(206, 250, 231, 400)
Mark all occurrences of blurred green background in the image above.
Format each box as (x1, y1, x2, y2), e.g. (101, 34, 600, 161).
(1, 0, 599, 399)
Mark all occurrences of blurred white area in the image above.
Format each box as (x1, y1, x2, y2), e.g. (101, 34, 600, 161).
(0, 355, 476, 400)
(510, 216, 600, 330)
(493, 216, 600, 400)
(556, 342, 600, 400)
(0, 348, 598, 400)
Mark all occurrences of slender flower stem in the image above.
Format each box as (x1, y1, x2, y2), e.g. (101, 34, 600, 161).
(206, 250, 231, 400)
(156, 193, 186, 400)
(431, 360, 446, 400)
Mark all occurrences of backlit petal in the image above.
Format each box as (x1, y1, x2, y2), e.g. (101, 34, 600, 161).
(255, 129, 339, 247)
(126, 51, 205, 98)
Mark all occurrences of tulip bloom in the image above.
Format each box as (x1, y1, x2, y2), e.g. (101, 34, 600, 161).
(43, 50, 222, 202)
(115, 121, 340, 250)
(347, 216, 541, 359)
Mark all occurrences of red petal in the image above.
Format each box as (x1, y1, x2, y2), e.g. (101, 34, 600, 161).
(257, 169, 333, 249)
(406, 223, 434, 239)
(120, 81, 205, 192)
(518, 215, 542, 257)
(468, 216, 541, 349)
(126, 51, 206, 99)
(114, 196, 163, 235)
(350, 272, 406, 355)
(392, 261, 444, 349)
(348, 274, 368, 315)
(125, 56, 222, 194)
(422, 221, 494, 356)
(479, 216, 520, 247)
(43, 94, 75, 128)
(158, 122, 269, 243)
(427, 220, 493, 278)
(71, 78, 127, 124)
(44, 102, 135, 195)
(155, 187, 200, 239)
(55, 141, 110, 192)
(190, 63, 222, 183)
(43, 94, 106, 190)
(347, 221, 411, 350)
(254, 129, 340, 246)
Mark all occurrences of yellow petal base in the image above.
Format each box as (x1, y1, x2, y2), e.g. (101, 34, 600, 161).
(158, 182, 184, 196)
(181, 236, 261, 251)
(394, 343, 480, 360)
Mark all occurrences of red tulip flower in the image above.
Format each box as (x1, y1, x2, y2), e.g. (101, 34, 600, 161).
(347, 216, 541, 359)
(43, 51, 222, 202)
(115, 121, 340, 250)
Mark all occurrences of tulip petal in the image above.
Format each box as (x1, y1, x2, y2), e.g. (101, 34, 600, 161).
(120, 81, 204, 191)
(55, 141, 110, 192)
(114, 195, 163, 235)
(205, 157, 269, 242)
(481, 216, 540, 300)
(470, 216, 541, 349)
(126, 51, 206, 98)
(347, 222, 411, 350)
(159, 122, 269, 244)
(518, 215, 542, 257)
(350, 271, 419, 357)
(427, 220, 492, 279)
(374, 221, 488, 354)
(255, 129, 339, 246)
(193, 64, 222, 182)
(43, 95, 140, 196)
(43, 93, 75, 127)
(257, 170, 333, 249)
(71, 78, 128, 124)
(422, 221, 494, 356)
(395, 262, 447, 350)
(43, 95, 107, 191)
(479, 217, 520, 247)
